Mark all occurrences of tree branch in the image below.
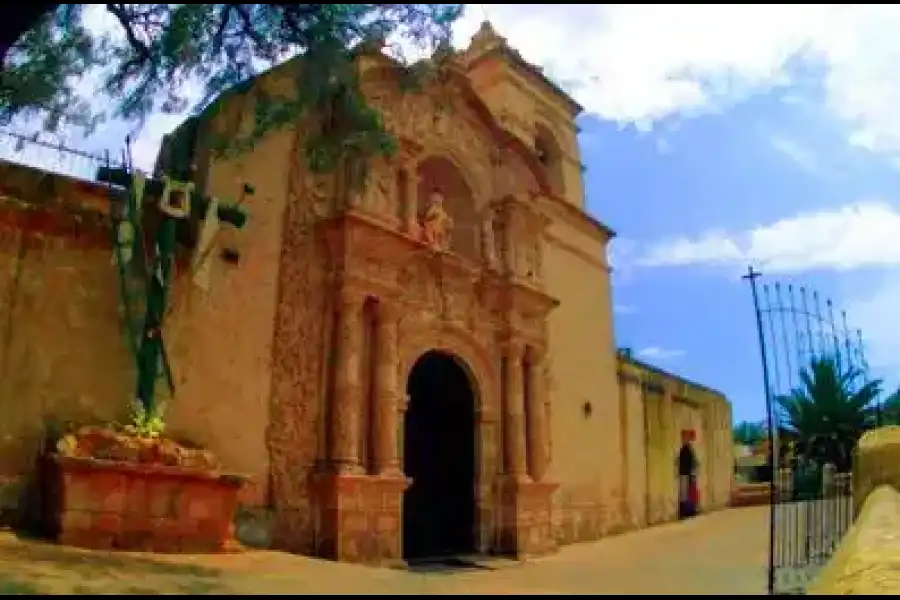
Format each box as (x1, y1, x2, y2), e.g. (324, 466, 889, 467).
(0, 4, 58, 69)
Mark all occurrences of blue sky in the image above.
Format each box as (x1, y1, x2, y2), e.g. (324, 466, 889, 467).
(10, 5, 900, 424)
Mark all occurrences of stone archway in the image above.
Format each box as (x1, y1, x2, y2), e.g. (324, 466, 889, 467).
(402, 350, 478, 561)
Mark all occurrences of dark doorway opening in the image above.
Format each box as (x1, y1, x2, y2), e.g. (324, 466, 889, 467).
(403, 350, 476, 562)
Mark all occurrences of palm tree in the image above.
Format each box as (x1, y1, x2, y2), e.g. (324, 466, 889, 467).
(775, 356, 881, 472)
(882, 388, 900, 425)
(733, 420, 767, 446)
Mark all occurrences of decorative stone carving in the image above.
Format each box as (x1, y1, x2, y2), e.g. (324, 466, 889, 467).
(306, 173, 334, 222)
(526, 348, 550, 482)
(421, 189, 453, 251)
(374, 301, 401, 476)
(330, 291, 365, 473)
(523, 239, 543, 282)
(366, 85, 491, 204)
(399, 157, 420, 236)
(398, 258, 439, 309)
(363, 163, 397, 220)
(504, 339, 529, 481)
(481, 209, 498, 268)
(266, 67, 565, 563)
(439, 276, 475, 325)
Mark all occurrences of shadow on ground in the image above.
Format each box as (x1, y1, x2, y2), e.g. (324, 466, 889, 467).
(0, 533, 231, 595)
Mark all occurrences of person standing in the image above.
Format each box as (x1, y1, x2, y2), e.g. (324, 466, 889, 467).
(678, 430, 699, 519)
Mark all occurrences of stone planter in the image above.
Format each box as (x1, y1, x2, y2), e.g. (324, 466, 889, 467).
(44, 439, 246, 552)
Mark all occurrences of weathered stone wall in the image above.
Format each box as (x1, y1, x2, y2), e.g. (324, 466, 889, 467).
(613, 356, 733, 529)
(0, 163, 134, 521)
(810, 427, 900, 594)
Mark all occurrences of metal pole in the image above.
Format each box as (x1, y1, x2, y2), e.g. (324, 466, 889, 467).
(743, 265, 777, 595)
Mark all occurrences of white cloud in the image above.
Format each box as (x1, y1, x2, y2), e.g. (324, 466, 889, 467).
(770, 135, 819, 173)
(848, 278, 900, 373)
(453, 5, 900, 159)
(614, 303, 639, 315)
(632, 201, 900, 274)
(22, 4, 900, 170)
(637, 346, 685, 360)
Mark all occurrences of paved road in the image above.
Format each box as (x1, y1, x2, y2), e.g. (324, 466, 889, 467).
(0, 506, 769, 595)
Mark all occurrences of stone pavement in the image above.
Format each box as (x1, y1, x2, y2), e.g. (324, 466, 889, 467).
(0, 506, 768, 595)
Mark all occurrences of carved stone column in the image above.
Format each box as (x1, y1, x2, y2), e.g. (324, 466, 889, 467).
(373, 302, 402, 476)
(329, 290, 365, 473)
(398, 393, 410, 469)
(526, 348, 550, 482)
(481, 208, 498, 269)
(401, 159, 419, 236)
(504, 339, 530, 481)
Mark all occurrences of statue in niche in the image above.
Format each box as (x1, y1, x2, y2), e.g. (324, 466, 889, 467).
(421, 188, 453, 251)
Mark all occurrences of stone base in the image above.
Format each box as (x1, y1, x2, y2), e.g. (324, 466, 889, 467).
(499, 477, 558, 558)
(310, 471, 409, 564)
(49, 455, 245, 553)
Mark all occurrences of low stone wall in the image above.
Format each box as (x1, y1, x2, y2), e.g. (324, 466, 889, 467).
(810, 427, 900, 595)
(730, 482, 770, 507)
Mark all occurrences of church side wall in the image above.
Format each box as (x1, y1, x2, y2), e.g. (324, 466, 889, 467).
(543, 218, 625, 543)
(164, 122, 295, 519)
(617, 365, 648, 529)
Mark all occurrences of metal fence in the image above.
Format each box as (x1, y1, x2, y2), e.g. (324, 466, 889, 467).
(743, 266, 872, 595)
(0, 129, 120, 181)
(771, 468, 854, 594)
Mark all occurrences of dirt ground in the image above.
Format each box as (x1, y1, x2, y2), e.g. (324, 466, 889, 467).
(0, 506, 768, 595)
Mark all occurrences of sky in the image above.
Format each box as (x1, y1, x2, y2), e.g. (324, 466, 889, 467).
(9, 4, 900, 423)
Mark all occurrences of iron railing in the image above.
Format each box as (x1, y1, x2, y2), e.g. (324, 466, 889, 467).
(0, 129, 122, 181)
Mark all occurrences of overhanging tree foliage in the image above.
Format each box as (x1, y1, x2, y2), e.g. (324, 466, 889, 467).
(1, 4, 464, 172)
(2, 4, 465, 433)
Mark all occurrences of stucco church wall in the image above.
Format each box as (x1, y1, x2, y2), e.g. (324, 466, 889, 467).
(543, 219, 625, 543)
(164, 95, 297, 511)
(618, 363, 648, 529)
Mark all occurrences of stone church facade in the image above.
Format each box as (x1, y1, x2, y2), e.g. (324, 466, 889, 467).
(150, 22, 734, 563)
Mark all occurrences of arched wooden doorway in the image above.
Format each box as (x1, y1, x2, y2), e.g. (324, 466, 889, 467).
(402, 350, 477, 561)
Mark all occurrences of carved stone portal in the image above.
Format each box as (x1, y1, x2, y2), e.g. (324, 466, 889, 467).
(301, 209, 558, 565)
(269, 67, 559, 566)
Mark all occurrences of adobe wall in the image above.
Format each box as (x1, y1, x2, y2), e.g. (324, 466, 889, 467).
(614, 356, 733, 529)
(0, 156, 285, 541)
(0, 162, 134, 519)
(542, 214, 627, 541)
(809, 427, 900, 594)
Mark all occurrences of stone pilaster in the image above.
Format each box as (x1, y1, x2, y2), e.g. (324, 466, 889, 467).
(481, 208, 498, 269)
(526, 347, 550, 482)
(401, 159, 419, 237)
(504, 339, 530, 481)
(329, 291, 364, 473)
(313, 296, 408, 565)
(373, 301, 401, 476)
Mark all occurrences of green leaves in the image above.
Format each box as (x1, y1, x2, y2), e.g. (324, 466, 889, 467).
(0, 5, 103, 131)
(4, 4, 465, 182)
(775, 356, 882, 471)
(733, 420, 766, 446)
